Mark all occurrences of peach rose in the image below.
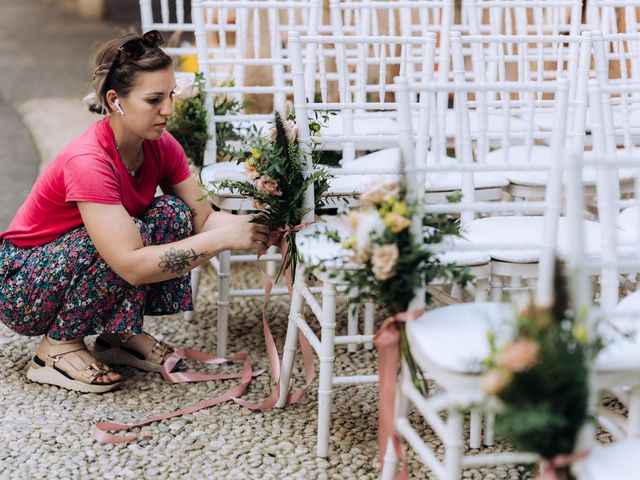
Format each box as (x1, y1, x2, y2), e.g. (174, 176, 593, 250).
(244, 162, 260, 180)
(360, 180, 401, 206)
(251, 198, 268, 210)
(479, 368, 512, 395)
(371, 244, 399, 281)
(256, 175, 283, 197)
(269, 119, 298, 143)
(496, 339, 540, 373)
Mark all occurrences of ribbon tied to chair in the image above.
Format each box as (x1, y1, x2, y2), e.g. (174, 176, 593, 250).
(374, 309, 425, 480)
(535, 450, 591, 480)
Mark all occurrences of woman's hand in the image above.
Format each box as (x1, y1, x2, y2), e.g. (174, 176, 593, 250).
(218, 214, 270, 254)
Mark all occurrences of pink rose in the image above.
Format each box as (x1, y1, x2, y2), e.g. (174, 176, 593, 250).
(360, 180, 401, 206)
(371, 244, 399, 280)
(256, 175, 283, 197)
(479, 368, 512, 395)
(496, 339, 540, 373)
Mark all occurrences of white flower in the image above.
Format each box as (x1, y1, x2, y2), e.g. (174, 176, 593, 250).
(353, 209, 384, 261)
(173, 74, 200, 102)
(211, 170, 248, 183)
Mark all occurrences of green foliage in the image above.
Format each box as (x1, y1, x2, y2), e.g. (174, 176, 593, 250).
(485, 263, 604, 461)
(203, 111, 331, 281)
(167, 72, 209, 168)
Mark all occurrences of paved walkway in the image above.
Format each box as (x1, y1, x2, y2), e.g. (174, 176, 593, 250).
(0, 0, 126, 229)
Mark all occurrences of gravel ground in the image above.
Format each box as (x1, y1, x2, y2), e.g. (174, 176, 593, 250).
(0, 263, 624, 479)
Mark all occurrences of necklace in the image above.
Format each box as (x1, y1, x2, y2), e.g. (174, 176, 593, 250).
(114, 142, 143, 177)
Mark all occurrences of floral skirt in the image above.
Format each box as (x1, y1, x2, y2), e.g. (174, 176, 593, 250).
(0, 195, 194, 340)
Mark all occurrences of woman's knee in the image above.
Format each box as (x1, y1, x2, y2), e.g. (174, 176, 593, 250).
(144, 195, 193, 240)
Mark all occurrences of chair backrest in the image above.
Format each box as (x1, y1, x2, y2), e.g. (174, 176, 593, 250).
(289, 31, 438, 165)
(192, 0, 322, 165)
(591, 32, 640, 151)
(587, 0, 640, 35)
(289, 32, 438, 221)
(396, 76, 570, 304)
(139, 0, 197, 63)
(465, 0, 583, 36)
(446, 31, 591, 164)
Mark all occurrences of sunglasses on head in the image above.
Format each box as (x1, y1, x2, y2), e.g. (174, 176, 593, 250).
(102, 30, 164, 85)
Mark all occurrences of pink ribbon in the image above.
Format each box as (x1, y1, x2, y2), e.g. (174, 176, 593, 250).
(373, 309, 425, 480)
(535, 451, 590, 480)
(93, 223, 315, 444)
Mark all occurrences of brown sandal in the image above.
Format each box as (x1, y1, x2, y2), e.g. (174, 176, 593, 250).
(26, 337, 121, 394)
(94, 332, 176, 373)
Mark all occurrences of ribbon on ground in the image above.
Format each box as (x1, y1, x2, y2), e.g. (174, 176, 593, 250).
(93, 223, 315, 443)
(373, 309, 425, 480)
(535, 450, 590, 480)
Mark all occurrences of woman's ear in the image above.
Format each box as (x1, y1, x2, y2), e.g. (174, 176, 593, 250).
(105, 89, 119, 114)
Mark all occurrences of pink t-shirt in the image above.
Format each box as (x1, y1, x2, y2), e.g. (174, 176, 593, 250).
(1, 117, 192, 248)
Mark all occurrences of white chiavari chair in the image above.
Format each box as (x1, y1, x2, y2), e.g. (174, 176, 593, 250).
(274, 32, 486, 458)
(188, 0, 322, 355)
(379, 76, 573, 480)
(587, 0, 640, 35)
(451, 32, 592, 202)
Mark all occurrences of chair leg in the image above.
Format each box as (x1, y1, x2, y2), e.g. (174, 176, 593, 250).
(444, 409, 464, 480)
(347, 301, 359, 353)
(276, 269, 305, 408)
(266, 245, 278, 278)
(184, 265, 202, 321)
(484, 411, 495, 446)
(380, 437, 399, 480)
(627, 387, 640, 437)
(469, 408, 482, 449)
(317, 279, 337, 458)
(474, 278, 490, 302)
(364, 301, 375, 350)
(217, 250, 231, 358)
(490, 275, 503, 301)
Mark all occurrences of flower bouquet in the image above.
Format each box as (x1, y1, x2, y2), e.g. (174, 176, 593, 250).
(480, 264, 604, 480)
(204, 111, 331, 280)
(320, 180, 473, 396)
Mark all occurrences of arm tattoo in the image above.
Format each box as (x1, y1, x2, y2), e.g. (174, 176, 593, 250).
(159, 248, 210, 274)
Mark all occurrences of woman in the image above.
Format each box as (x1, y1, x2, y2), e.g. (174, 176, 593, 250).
(0, 31, 269, 393)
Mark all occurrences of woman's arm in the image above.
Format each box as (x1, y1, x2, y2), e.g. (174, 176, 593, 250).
(78, 201, 268, 286)
(163, 175, 238, 235)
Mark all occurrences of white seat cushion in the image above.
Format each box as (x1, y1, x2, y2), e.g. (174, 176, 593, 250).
(323, 114, 400, 137)
(444, 109, 529, 138)
(407, 302, 514, 374)
(617, 206, 640, 237)
(573, 438, 640, 480)
(296, 223, 351, 268)
(428, 233, 491, 267)
(463, 216, 629, 263)
(485, 146, 640, 187)
(340, 147, 509, 192)
(595, 291, 640, 372)
(201, 161, 379, 197)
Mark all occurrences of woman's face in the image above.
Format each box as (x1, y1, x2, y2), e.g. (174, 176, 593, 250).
(116, 67, 176, 140)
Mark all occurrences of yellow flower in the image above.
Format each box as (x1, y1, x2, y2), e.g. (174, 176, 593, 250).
(342, 233, 356, 250)
(245, 156, 256, 168)
(572, 324, 589, 343)
(383, 212, 411, 233)
(392, 201, 409, 217)
(250, 148, 262, 160)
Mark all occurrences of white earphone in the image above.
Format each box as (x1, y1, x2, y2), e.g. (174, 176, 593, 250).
(114, 99, 125, 116)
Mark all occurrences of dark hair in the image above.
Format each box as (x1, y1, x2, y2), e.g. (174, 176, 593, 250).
(87, 32, 173, 114)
